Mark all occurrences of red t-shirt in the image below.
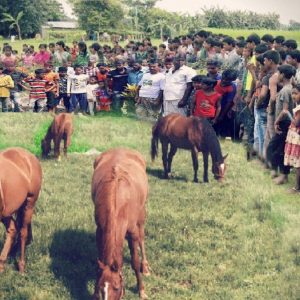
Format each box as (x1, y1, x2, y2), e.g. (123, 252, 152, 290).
(193, 90, 221, 118)
(214, 80, 233, 95)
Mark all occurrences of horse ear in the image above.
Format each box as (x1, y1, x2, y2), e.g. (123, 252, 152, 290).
(97, 260, 106, 270)
(223, 153, 228, 161)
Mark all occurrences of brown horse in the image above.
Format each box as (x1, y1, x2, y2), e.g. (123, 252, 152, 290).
(0, 147, 42, 273)
(92, 148, 150, 300)
(151, 113, 227, 183)
(41, 113, 73, 159)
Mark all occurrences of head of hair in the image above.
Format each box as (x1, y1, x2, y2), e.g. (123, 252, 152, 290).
(159, 44, 166, 49)
(236, 36, 245, 41)
(283, 39, 298, 50)
(56, 41, 65, 48)
(246, 33, 261, 45)
(278, 64, 296, 79)
(261, 34, 274, 43)
(191, 75, 204, 83)
(35, 68, 45, 75)
(274, 35, 285, 44)
(222, 36, 236, 47)
(263, 50, 280, 64)
(256, 54, 265, 66)
(91, 42, 101, 52)
(196, 30, 209, 38)
(39, 43, 47, 49)
(236, 40, 247, 48)
(201, 76, 217, 87)
(289, 50, 300, 63)
(58, 66, 67, 72)
(255, 43, 269, 55)
(222, 69, 238, 81)
(49, 42, 55, 47)
(78, 41, 87, 55)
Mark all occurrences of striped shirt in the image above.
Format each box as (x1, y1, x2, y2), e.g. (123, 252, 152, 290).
(23, 78, 48, 99)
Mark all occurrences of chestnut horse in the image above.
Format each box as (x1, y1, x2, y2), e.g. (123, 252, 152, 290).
(0, 147, 42, 272)
(41, 113, 73, 159)
(92, 148, 150, 300)
(151, 114, 227, 183)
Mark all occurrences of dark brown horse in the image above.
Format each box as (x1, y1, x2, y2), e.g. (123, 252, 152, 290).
(151, 113, 227, 183)
(92, 148, 150, 300)
(0, 147, 42, 273)
(41, 113, 73, 160)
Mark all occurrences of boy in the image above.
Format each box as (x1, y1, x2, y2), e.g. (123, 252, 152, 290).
(0, 64, 14, 112)
(56, 66, 70, 112)
(67, 65, 89, 114)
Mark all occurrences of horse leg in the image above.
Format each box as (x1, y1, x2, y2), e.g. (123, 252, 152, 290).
(18, 197, 35, 273)
(128, 234, 147, 299)
(203, 152, 209, 183)
(191, 148, 199, 183)
(138, 219, 150, 276)
(0, 217, 17, 272)
(167, 145, 177, 176)
(63, 132, 71, 157)
(54, 136, 61, 160)
(161, 141, 169, 179)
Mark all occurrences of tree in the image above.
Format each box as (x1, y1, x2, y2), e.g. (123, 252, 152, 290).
(1, 11, 23, 40)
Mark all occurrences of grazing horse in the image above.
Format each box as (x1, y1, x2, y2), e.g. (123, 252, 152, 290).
(0, 147, 42, 273)
(92, 148, 150, 300)
(151, 113, 227, 183)
(41, 113, 73, 159)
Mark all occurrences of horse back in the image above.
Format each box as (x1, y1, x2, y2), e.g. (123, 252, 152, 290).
(53, 113, 73, 138)
(0, 148, 42, 218)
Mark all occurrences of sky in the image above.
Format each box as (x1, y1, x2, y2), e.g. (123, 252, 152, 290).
(155, 0, 300, 24)
(58, 0, 300, 25)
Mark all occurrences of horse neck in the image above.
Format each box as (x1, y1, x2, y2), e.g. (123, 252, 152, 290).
(100, 180, 124, 268)
(206, 131, 223, 164)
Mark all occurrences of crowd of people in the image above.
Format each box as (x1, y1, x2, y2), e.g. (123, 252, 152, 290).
(0, 30, 300, 191)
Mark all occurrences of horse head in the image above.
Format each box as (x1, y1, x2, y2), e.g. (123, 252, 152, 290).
(96, 260, 124, 300)
(212, 154, 228, 182)
(41, 138, 51, 158)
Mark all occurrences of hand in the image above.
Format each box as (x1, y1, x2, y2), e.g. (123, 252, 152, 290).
(274, 124, 282, 134)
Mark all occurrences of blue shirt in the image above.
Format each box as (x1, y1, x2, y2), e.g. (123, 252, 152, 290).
(128, 70, 144, 85)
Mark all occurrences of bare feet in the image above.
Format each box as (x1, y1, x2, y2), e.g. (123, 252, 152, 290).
(273, 174, 288, 185)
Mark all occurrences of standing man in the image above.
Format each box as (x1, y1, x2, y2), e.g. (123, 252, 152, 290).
(163, 55, 196, 116)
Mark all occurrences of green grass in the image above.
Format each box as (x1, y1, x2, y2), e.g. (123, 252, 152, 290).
(0, 113, 300, 299)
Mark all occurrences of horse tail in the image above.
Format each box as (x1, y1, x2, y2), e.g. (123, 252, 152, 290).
(151, 122, 160, 162)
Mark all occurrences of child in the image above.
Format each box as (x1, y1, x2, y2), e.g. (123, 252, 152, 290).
(21, 49, 35, 70)
(191, 76, 222, 124)
(267, 64, 296, 184)
(86, 76, 99, 116)
(284, 86, 300, 192)
(67, 65, 89, 114)
(20, 69, 50, 112)
(56, 66, 70, 112)
(73, 42, 89, 67)
(95, 80, 112, 112)
(34, 44, 51, 67)
(0, 64, 14, 112)
(206, 59, 222, 80)
(44, 63, 59, 113)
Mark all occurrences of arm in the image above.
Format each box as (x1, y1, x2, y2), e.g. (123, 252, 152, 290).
(178, 82, 193, 107)
(213, 97, 222, 124)
(268, 72, 278, 113)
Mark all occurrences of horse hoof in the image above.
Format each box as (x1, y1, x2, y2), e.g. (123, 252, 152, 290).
(18, 261, 25, 273)
(141, 262, 151, 276)
(0, 261, 5, 273)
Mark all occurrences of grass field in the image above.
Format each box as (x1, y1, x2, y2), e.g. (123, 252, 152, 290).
(0, 113, 300, 300)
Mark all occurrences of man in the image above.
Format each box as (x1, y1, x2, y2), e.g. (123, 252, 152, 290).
(107, 60, 128, 111)
(136, 61, 165, 121)
(128, 61, 144, 86)
(163, 55, 196, 116)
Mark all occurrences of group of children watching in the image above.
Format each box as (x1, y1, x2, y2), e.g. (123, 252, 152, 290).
(0, 30, 300, 192)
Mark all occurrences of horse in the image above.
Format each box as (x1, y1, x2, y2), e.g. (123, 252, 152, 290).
(91, 148, 150, 300)
(151, 113, 228, 183)
(0, 147, 42, 273)
(41, 113, 73, 160)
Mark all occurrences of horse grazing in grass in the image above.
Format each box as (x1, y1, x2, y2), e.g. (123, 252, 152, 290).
(0, 147, 42, 273)
(92, 148, 150, 300)
(151, 113, 227, 183)
(41, 113, 73, 160)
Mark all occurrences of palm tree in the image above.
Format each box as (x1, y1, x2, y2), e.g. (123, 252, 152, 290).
(1, 11, 24, 40)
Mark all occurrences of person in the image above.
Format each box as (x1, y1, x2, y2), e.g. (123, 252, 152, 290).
(73, 42, 89, 67)
(86, 76, 99, 116)
(284, 86, 300, 192)
(21, 49, 35, 70)
(20, 69, 50, 112)
(206, 59, 222, 80)
(0, 64, 14, 112)
(222, 36, 240, 70)
(56, 66, 70, 112)
(34, 44, 51, 67)
(96, 63, 109, 83)
(267, 64, 296, 184)
(0, 45, 18, 68)
(67, 65, 89, 114)
(107, 60, 128, 111)
(53, 41, 71, 69)
(286, 50, 300, 85)
(128, 61, 143, 86)
(135, 61, 165, 121)
(43, 63, 59, 113)
(191, 76, 221, 124)
(95, 80, 112, 112)
(163, 55, 196, 116)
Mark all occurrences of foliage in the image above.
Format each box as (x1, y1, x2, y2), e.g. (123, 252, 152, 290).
(0, 113, 299, 299)
(0, 0, 64, 38)
(288, 20, 300, 31)
(1, 11, 24, 40)
(121, 84, 139, 99)
(73, 0, 124, 33)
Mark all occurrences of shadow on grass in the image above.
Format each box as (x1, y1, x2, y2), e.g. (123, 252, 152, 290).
(50, 229, 97, 300)
(146, 167, 188, 182)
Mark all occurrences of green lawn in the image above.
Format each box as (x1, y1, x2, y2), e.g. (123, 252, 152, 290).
(0, 113, 299, 300)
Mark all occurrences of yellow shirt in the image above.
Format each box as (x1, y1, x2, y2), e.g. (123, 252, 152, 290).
(245, 55, 256, 91)
(0, 74, 14, 97)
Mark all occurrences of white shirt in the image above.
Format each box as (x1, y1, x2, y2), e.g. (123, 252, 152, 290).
(86, 83, 99, 101)
(67, 74, 89, 94)
(163, 65, 196, 101)
(138, 72, 165, 99)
